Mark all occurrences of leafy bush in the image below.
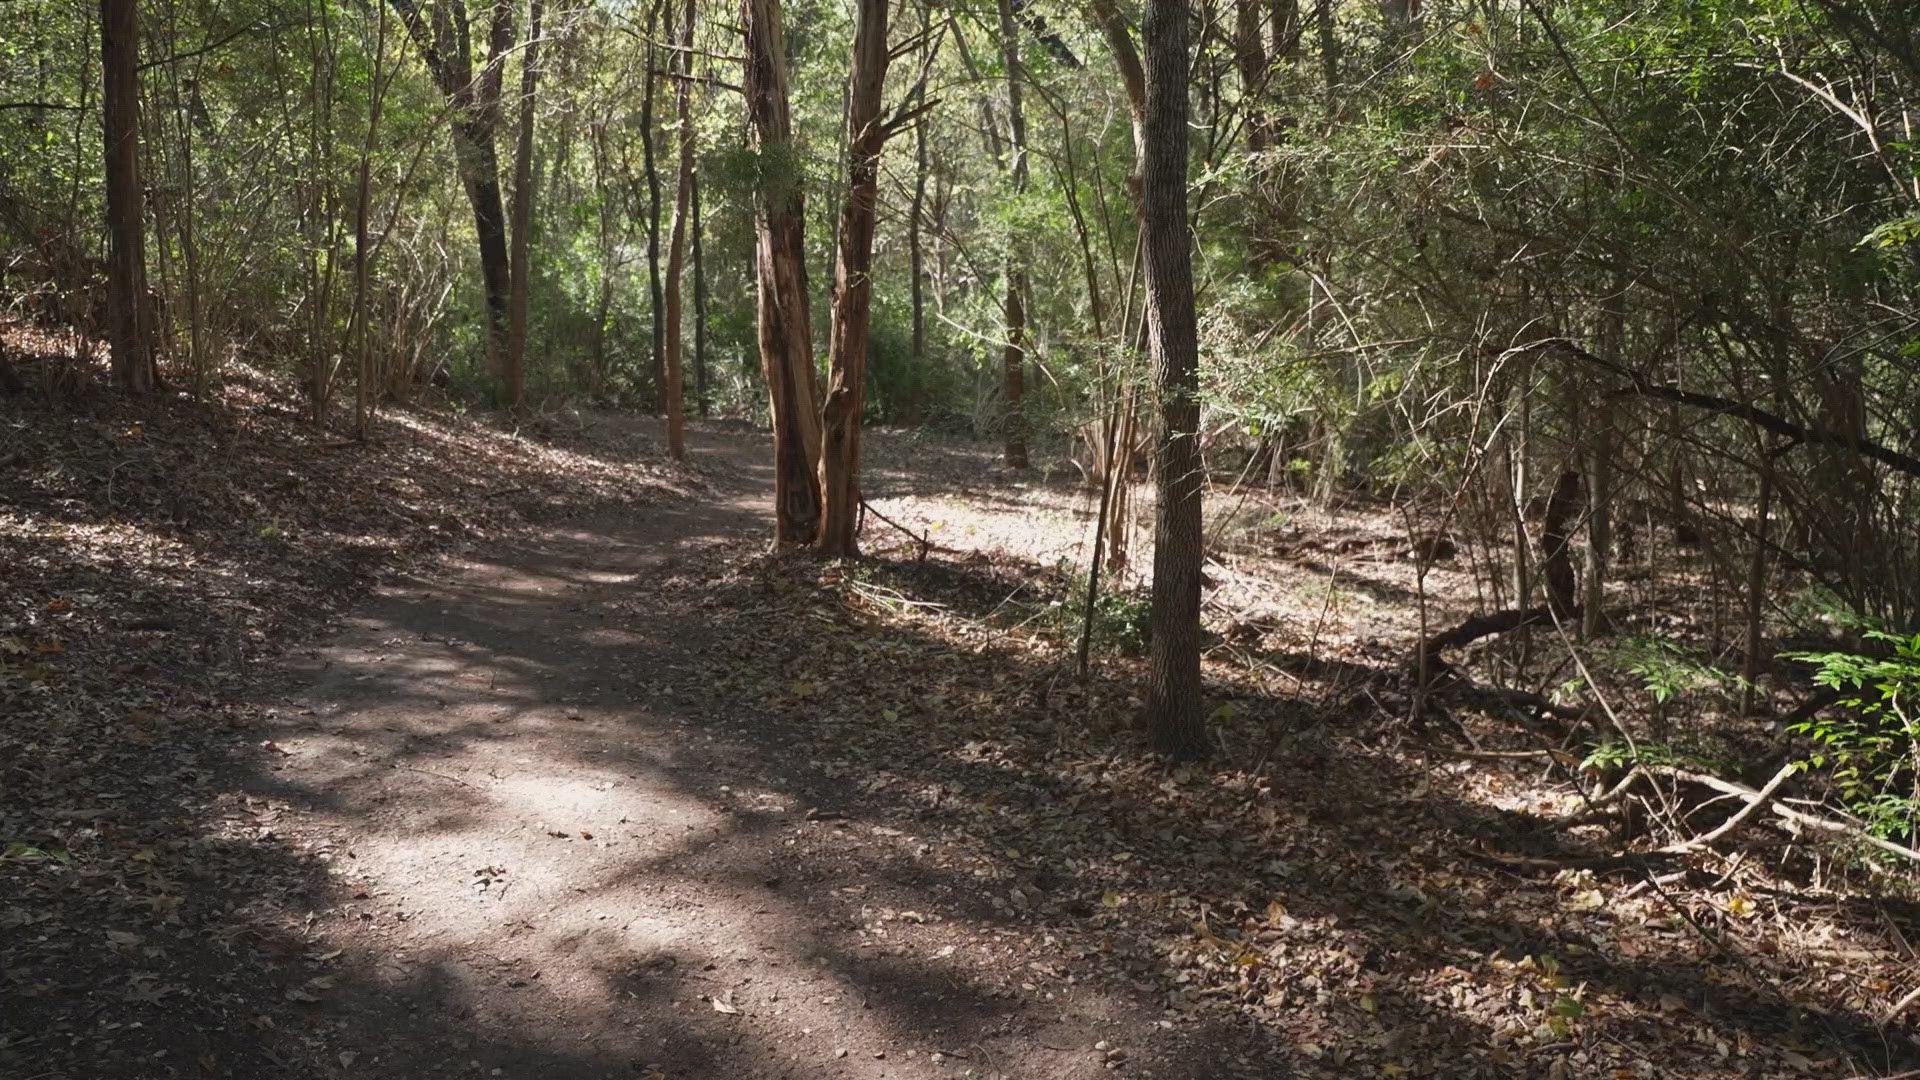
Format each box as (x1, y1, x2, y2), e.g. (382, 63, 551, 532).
(1603, 634, 1735, 705)
(1040, 564, 1151, 658)
(1788, 630, 1920, 841)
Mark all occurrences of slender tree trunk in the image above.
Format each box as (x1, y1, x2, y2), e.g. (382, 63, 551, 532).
(458, 132, 513, 383)
(743, 0, 823, 544)
(660, 0, 694, 460)
(1741, 442, 1775, 715)
(995, 0, 1031, 469)
(1542, 468, 1582, 622)
(641, 0, 665, 408)
(1583, 283, 1622, 637)
(589, 119, 618, 391)
(505, 0, 544, 411)
(1141, 0, 1206, 759)
(1235, 0, 1267, 154)
(351, 3, 390, 437)
(101, 0, 158, 392)
(908, 41, 929, 423)
(389, 0, 514, 396)
(1315, 0, 1338, 101)
(817, 0, 891, 555)
(691, 164, 709, 417)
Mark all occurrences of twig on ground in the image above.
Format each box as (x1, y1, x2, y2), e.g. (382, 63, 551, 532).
(388, 763, 475, 788)
(1882, 984, 1920, 1026)
(1662, 762, 1797, 854)
(860, 498, 933, 561)
(1657, 767, 1920, 864)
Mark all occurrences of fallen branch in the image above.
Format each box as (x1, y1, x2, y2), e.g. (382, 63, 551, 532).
(1882, 983, 1920, 1027)
(860, 498, 933, 561)
(1661, 762, 1797, 854)
(1657, 766, 1920, 864)
(1418, 605, 1553, 673)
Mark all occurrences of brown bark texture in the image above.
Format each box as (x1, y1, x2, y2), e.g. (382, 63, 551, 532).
(101, 0, 159, 392)
(995, 0, 1031, 469)
(816, 0, 891, 555)
(742, 0, 823, 544)
(1140, 0, 1207, 759)
(389, 0, 514, 390)
(661, 0, 693, 460)
(505, 0, 544, 410)
(1541, 468, 1582, 621)
(641, 0, 665, 408)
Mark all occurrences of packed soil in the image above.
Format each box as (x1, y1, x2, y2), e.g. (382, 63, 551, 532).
(6, 377, 1920, 1080)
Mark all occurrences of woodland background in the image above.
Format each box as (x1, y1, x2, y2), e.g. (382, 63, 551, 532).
(8, 0, 1920, 1075)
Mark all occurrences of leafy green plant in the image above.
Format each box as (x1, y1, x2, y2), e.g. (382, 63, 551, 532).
(1580, 740, 1724, 774)
(1040, 564, 1151, 657)
(1787, 630, 1920, 840)
(1603, 634, 1735, 705)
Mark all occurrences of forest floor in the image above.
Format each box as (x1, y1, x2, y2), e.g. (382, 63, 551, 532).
(6, 372, 1920, 1079)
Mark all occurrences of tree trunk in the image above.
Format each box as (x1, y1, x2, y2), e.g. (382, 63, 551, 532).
(691, 165, 709, 418)
(816, 0, 891, 556)
(995, 0, 1031, 469)
(351, 3, 391, 437)
(1583, 283, 1623, 637)
(389, 0, 514, 394)
(459, 130, 513, 383)
(1315, 0, 1339, 101)
(1140, 0, 1206, 760)
(101, 0, 158, 393)
(505, 0, 544, 411)
(908, 43, 929, 423)
(743, 0, 823, 544)
(641, 0, 665, 408)
(1235, 0, 1268, 154)
(1542, 468, 1582, 622)
(660, 0, 693, 460)
(1741, 443, 1775, 715)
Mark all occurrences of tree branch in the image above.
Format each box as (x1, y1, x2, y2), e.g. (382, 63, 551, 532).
(1531, 337, 1920, 481)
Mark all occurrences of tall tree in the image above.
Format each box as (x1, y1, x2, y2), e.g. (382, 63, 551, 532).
(1140, 0, 1206, 758)
(907, 61, 929, 421)
(640, 0, 665, 407)
(816, 0, 891, 554)
(690, 163, 709, 418)
(504, 0, 544, 410)
(742, 0, 823, 544)
(994, 0, 1031, 469)
(100, 0, 158, 392)
(390, 0, 515, 396)
(659, 0, 692, 459)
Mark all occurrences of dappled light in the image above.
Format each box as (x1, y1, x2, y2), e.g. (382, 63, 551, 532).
(10, 0, 1920, 1075)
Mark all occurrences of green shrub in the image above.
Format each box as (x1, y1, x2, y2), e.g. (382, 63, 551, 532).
(1788, 630, 1920, 841)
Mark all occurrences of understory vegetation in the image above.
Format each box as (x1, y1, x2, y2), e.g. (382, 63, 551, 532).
(7, 0, 1920, 1074)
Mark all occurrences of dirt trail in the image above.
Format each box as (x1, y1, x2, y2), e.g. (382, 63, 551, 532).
(249, 424, 1202, 1080)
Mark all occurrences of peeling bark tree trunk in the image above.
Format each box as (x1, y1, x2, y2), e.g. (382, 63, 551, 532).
(660, 0, 693, 460)
(816, 0, 891, 556)
(505, 0, 543, 412)
(743, 0, 823, 544)
(1140, 0, 1206, 760)
(101, 0, 158, 392)
(390, 0, 513, 394)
